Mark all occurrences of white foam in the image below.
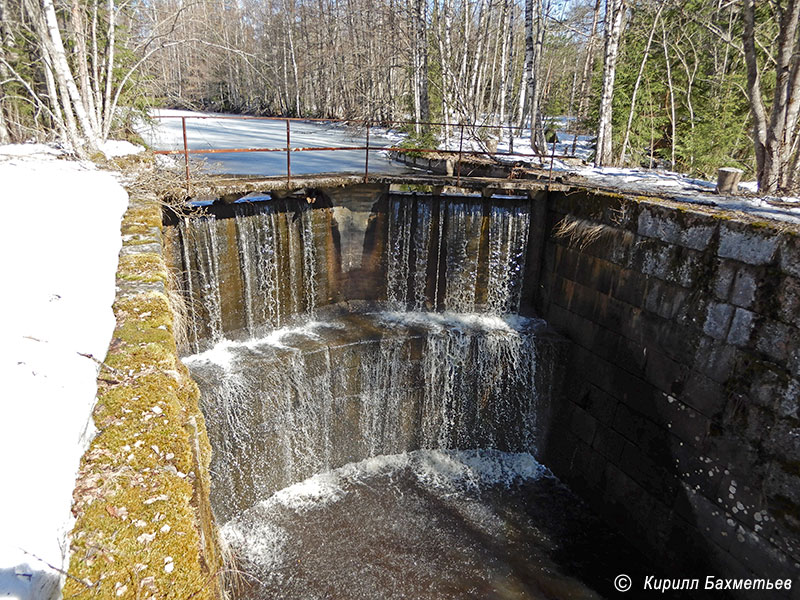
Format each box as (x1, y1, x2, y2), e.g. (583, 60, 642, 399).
(240, 449, 547, 517)
(221, 519, 288, 571)
(375, 311, 537, 335)
(185, 312, 538, 370)
(184, 320, 347, 368)
(222, 450, 548, 570)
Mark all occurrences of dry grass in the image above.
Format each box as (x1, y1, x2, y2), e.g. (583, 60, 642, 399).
(108, 152, 212, 219)
(552, 215, 608, 250)
(166, 268, 192, 356)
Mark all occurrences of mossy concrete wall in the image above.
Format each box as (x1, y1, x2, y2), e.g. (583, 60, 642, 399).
(65, 195, 222, 599)
(534, 190, 800, 594)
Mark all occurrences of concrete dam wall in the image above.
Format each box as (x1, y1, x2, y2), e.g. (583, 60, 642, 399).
(164, 184, 799, 597)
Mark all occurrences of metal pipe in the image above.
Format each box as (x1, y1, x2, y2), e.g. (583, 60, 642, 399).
(152, 114, 546, 135)
(151, 146, 577, 160)
(364, 121, 370, 184)
(286, 120, 291, 186)
(181, 117, 190, 191)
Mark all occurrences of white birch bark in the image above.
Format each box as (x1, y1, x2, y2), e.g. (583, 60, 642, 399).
(578, 0, 602, 119)
(594, 0, 625, 167)
(41, 0, 99, 149)
(496, 0, 511, 140)
(100, 0, 115, 138)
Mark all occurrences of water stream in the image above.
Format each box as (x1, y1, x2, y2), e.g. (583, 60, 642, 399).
(171, 193, 652, 599)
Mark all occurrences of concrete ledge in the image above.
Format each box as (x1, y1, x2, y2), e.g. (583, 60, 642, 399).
(65, 195, 222, 599)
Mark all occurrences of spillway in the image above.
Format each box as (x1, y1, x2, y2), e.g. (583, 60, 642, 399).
(166, 189, 656, 598)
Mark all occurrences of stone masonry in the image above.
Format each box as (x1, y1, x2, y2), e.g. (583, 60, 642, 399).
(533, 189, 800, 597)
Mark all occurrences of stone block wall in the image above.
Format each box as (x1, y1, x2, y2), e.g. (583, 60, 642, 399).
(66, 195, 223, 600)
(534, 190, 800, 594)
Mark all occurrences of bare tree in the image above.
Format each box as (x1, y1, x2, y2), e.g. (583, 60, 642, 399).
(594, 0, 626, 167)
(743, 0, 800, 193)
(577, 0, 602, 120)
(618, 0, 663, 165)
(524, 0, 547, 152)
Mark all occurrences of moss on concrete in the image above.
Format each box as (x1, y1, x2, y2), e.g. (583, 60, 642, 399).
(65, 196, 222, 600)
(117, 253, 169, 284)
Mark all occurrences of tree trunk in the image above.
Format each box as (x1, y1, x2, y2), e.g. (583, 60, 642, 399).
(594, 0, 625, 167)
(619, 1, 663, 164)
(742, 0, 800, 193)
(0, 0, 12, 143)
(524, 0, 546, 153)
(416, 0, 429, 124)
(283, 0, 301, 116)
(662, 23, 676, 170)
(577, 0, 602, 119)
(496, 0, 511, 141)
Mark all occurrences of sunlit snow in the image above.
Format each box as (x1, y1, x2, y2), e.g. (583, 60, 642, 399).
(138, 108, 410, 176)
(0, 145, 128, 600)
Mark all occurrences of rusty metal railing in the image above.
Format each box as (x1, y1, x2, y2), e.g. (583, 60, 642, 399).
(151, 114, 580, 192)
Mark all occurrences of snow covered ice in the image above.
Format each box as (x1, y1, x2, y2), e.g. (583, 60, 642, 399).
(0, 145, 128, 600)
(137, 109, 409, 176)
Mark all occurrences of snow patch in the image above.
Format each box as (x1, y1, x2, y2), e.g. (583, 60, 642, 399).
(0, 144, 63, 159)
(0, 144, 128, 600)
(99, 140, 144, 158)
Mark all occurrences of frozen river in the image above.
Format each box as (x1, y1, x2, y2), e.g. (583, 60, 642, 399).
(138, 109, 411, 177)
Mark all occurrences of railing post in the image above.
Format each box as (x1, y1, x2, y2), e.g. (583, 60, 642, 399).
(364, 121, 370, 184)
(181, 117, 190, 192)
(286, 119, 291, 187)
(548, 136, 557, 185)
(457, 123, 464, 186)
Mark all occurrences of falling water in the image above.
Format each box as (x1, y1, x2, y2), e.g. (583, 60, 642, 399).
(174, 199, 322, 352)
(186, 312, 547, 523)
(168, 192, 649, 599)
(385, 197, 530, 313)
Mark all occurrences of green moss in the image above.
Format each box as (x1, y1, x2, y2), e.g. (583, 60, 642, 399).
(396, 183, 437, 193)
(112, 294, 176, 347)
(118, 254, 168, 284)
(125, 205, 164, 229)
(66, 196, 222, 600)
(749, 220, 774, 229)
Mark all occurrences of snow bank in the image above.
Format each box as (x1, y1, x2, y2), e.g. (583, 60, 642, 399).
(99, 140, 144, 159)
(0, 146, 128, 599)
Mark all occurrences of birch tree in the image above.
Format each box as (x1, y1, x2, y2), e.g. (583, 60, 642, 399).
(524, 0, 547, 152)
(594, 0, 626, 167)
(743, 0, 800, 192)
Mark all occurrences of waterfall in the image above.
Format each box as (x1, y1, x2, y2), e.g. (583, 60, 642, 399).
(175, 199, 322, 352)
(385, 197, 530, 314)
(187, 313, 547, 524)
(171, 192, 550, 524)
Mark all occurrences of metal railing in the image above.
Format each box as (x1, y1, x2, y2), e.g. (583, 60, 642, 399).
(151, 114, 579, 190)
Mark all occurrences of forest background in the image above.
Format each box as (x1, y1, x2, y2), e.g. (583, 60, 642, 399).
(0, 0, 798, 193)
